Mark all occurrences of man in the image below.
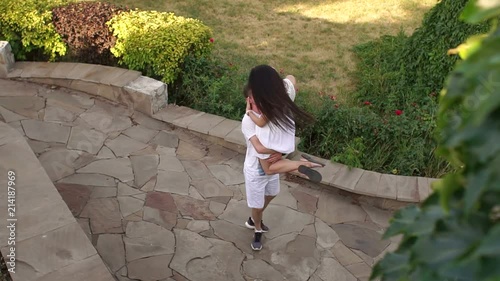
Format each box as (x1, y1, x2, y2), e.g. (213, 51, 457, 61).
(241, 96, 282, 250)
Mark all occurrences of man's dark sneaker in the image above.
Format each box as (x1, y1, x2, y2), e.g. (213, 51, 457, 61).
(245, 217, 269, 232)
(251, 231, 263, 251)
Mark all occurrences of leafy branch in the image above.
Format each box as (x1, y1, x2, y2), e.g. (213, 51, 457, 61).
(371, 1, 500, 280)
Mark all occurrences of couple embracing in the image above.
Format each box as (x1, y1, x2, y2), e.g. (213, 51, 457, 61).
(241, 65, 324, 250)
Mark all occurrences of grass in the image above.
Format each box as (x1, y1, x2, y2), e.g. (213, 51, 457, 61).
(104, 0, 436, 105)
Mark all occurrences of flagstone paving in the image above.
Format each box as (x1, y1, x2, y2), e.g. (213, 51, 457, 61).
(0, 79, 398, 281)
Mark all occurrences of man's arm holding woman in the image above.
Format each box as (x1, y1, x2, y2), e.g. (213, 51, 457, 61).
(249, 136, 282, 163)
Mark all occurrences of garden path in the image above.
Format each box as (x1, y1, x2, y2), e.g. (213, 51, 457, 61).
(0, 79, 397, 281)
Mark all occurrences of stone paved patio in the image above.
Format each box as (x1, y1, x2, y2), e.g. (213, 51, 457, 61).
(0, 79, 398, 281)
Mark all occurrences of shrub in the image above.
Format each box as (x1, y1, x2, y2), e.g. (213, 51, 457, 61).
(372, 2, 500, 280)
(170, 54, 247, 120)
(332, 136, 366, 169)
(298, 97, 450, 177)
(107, 10, 214, 84)
(52, 2, 128, 65)
(0, 0, 73, 60)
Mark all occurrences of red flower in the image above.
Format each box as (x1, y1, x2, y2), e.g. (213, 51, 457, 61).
(395, 109, 403, 116)
(330, 95, 337, 101)
(209, 38, 214, 43)
(364, 101, 371, 105)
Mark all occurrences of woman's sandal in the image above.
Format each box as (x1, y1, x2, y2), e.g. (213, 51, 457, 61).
(298, 165, 323, 183)
(301, 154, 326, 167)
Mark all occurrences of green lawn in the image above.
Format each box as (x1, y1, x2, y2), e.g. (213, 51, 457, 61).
(105, 0, 435, 104)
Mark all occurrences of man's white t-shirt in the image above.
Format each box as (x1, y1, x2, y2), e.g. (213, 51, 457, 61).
(241, 113, 281, 208)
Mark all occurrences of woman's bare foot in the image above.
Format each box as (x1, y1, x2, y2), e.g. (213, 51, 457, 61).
(301, 154, 326, 167)
(300, 158, 323, 168)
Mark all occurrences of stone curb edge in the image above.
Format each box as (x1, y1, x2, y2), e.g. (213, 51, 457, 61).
(153, 105, 438, 203)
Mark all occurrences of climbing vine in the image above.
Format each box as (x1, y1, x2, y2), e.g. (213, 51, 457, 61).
(371, 0, 500, 280)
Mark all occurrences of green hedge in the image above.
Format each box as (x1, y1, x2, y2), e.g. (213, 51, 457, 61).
(107, 10, 213, 84)
(0, 0, 74, 60)
(353, 0, 491, 112)
(0, 1, 213, 85)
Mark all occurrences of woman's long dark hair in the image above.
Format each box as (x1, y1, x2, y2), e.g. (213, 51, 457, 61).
(248, 65, 314, 131)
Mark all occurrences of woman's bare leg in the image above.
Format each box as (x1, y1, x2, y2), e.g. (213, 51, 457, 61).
(259, 158, 273, 175)
(259, 157, 322, 178)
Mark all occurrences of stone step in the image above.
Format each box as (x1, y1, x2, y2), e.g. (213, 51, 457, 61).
(7, 61, 167, 117)
(0, 121, 115, 281)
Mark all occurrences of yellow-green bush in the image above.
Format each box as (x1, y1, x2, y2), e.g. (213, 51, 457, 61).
(107, 10, 213, 84)
(0, 0, 73, 60)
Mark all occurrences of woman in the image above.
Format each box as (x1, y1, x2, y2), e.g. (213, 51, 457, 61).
(243, 77, 323, 180)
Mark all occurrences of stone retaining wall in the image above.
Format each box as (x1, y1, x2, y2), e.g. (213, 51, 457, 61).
(0, 41, 168, 116)
(0, 41, 439, 204)
(0, 41, 15, 77)
(2, 57, 167, 117)
(0, 122, 114, 281)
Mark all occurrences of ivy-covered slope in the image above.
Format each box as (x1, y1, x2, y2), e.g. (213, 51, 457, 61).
(371, 1, 500, 280)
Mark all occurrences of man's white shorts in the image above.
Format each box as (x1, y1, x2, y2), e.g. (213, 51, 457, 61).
(244, 172, 280, 209)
